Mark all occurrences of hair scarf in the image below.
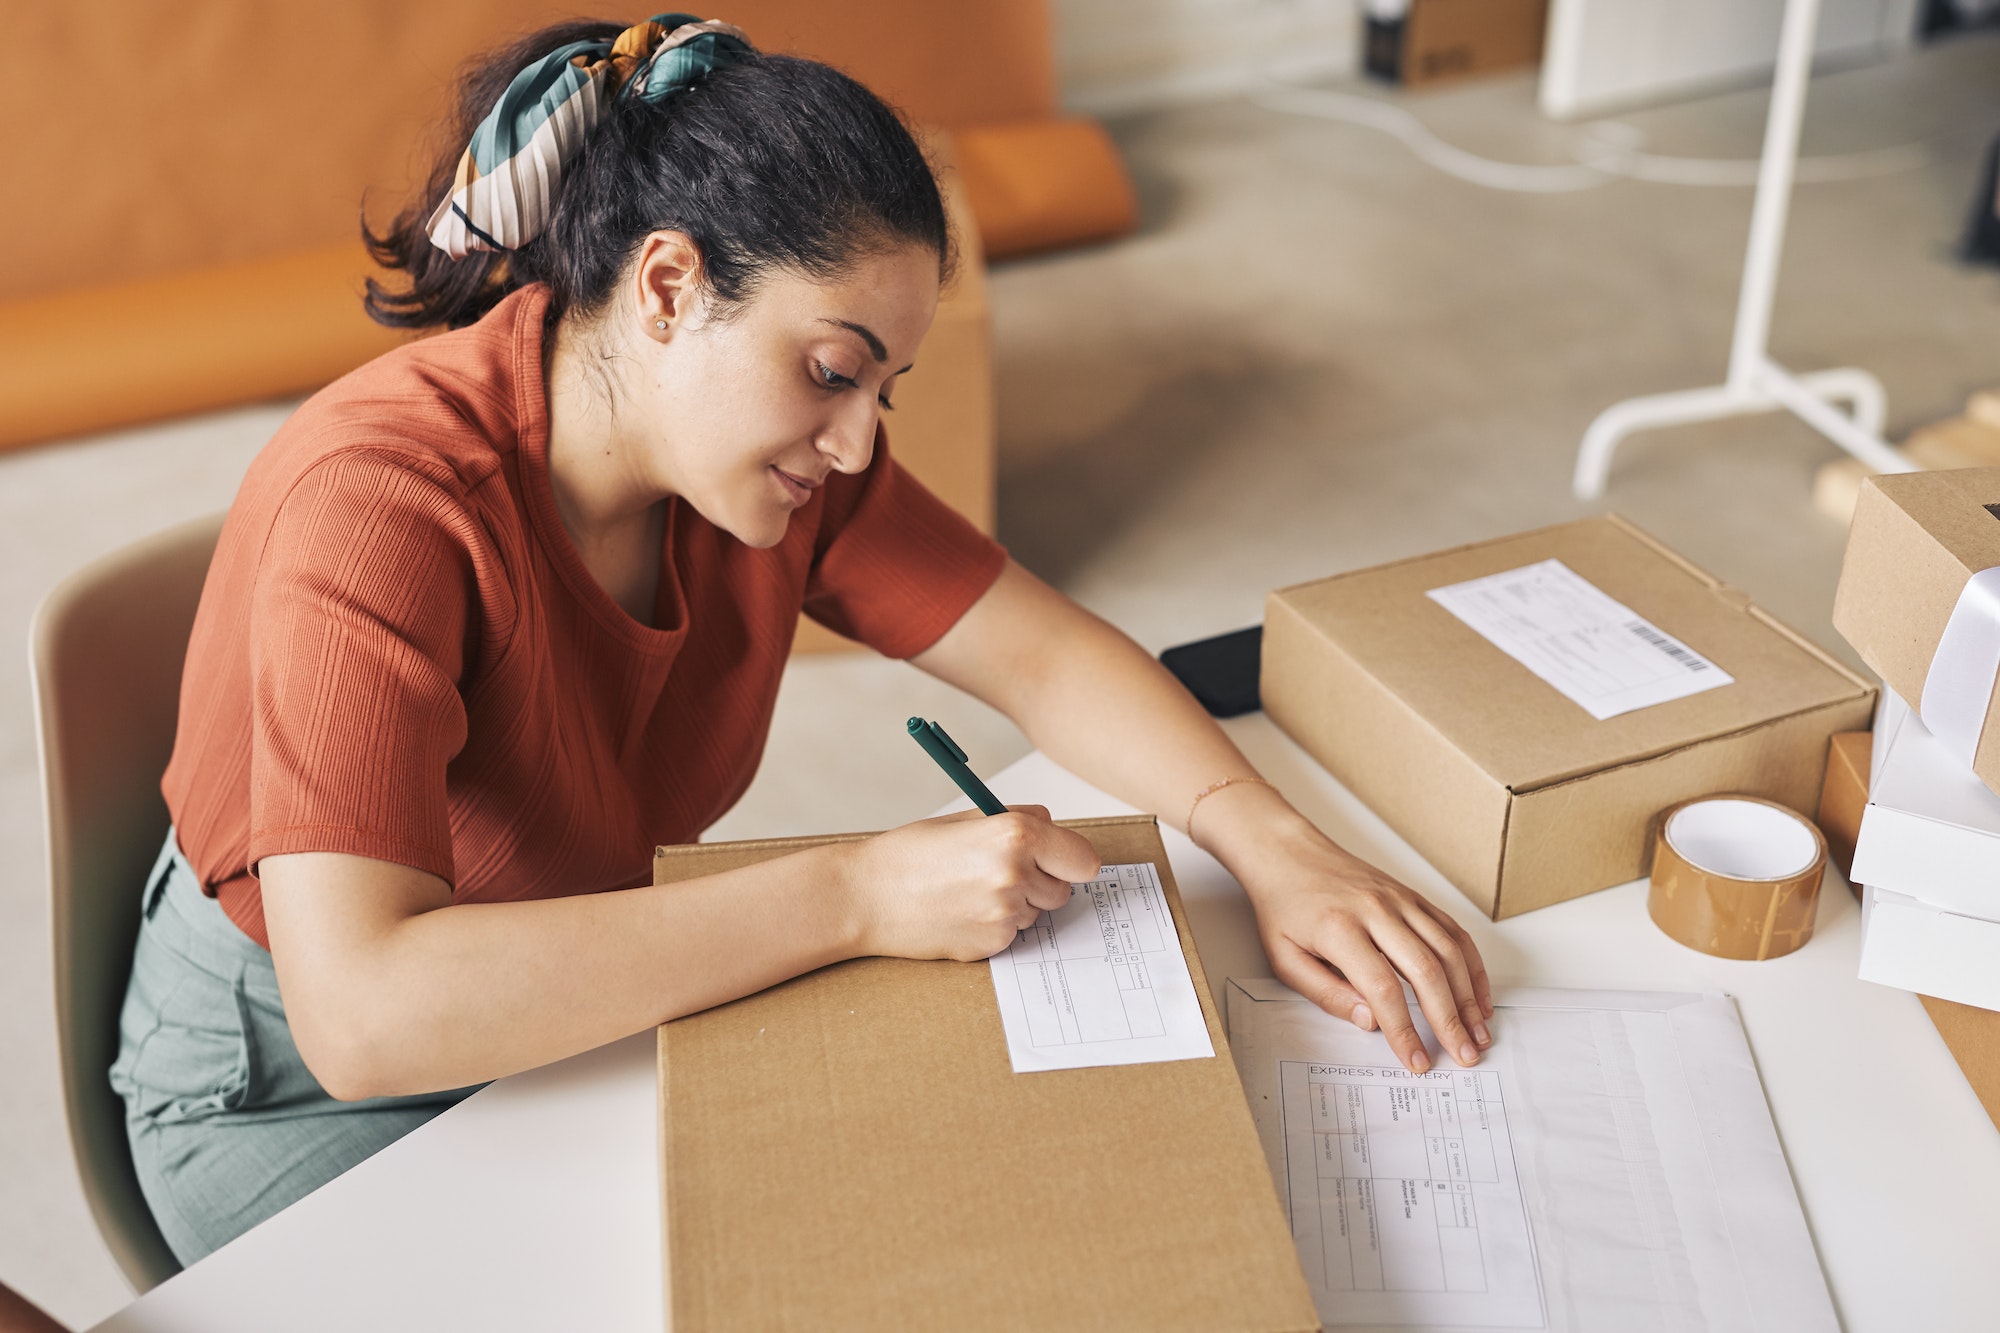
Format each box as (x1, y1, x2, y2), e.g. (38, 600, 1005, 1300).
(425, 13, 754, 258)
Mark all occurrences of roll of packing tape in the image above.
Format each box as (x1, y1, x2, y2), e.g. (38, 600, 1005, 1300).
(1647, 796, 1827, 961)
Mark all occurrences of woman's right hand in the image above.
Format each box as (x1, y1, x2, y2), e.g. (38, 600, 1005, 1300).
(837, 807, 1102, 962)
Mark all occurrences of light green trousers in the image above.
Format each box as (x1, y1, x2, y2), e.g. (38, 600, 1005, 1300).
(108, 831, 478, 1265)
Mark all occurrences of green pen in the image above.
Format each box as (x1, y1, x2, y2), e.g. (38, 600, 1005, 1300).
(907, 717, 1009, 816)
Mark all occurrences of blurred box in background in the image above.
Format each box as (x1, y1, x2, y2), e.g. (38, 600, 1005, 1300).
(1365, 0, 1550, 88)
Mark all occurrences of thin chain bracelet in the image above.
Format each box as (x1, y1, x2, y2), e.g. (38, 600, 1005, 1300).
(1185, 776, 1276, 839)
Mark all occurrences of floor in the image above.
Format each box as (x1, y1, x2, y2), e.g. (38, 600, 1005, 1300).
(8, 35, 2000, 1328)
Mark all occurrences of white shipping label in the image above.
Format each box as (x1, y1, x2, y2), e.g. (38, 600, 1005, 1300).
(1425, 559, 1733, 720)
(987, 861, 1214, 1073)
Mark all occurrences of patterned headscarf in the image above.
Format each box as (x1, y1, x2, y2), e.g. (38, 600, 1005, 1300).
(426, 13, 754, 258)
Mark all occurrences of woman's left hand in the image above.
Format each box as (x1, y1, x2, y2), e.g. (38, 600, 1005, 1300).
(908, 561, 1494, 1076)
(1207, 786, 1493, 1076)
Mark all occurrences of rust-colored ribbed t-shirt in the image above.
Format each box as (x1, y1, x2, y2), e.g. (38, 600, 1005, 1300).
(162, 284, 1007, 947)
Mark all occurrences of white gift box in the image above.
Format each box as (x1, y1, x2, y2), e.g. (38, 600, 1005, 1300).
(1859, 886, 2000, 1011)
(1851, 692, 2000, 1011)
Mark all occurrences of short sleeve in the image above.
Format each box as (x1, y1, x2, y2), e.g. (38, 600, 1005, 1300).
(802, 431, 1008, 659)
(246, 451, 478, 883)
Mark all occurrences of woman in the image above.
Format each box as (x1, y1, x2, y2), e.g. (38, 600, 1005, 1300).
(110, 14, 1492, 1265)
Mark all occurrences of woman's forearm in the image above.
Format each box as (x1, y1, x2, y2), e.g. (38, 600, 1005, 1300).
(917, 563, 1301, 868)
(263, 843, 864, 1099)
(996, 613, 1326, 888)
(263, 801, 1100, 1100)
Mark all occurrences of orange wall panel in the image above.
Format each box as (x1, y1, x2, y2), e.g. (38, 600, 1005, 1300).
(1, 1, 1054, 301)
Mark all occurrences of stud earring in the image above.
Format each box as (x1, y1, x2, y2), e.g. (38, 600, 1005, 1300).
(655, 318, 668, 330)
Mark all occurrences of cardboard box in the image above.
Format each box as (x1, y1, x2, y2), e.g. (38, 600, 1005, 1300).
(1811, 456, 1874, 524)
(1968, 388, 2000, 431)
(1365, 0, 1550, 89)
(1262, 515, 1875, 919)
(1816, 730, 1870, 890)
(1919, 995, 2000, 1133)
(1808, 403, 2000, 524)
(651, 815, 1317, 1332)
(1832, 468, 2000, 797)
(1903, 414, 2000, 470)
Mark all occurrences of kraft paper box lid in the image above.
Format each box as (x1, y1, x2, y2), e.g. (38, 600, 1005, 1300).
(651, 814, 1316, 1333)
(1834, 467, 2000, 795)
(1271, 515, 1868, 791)
(1262, 515, 1873, 918)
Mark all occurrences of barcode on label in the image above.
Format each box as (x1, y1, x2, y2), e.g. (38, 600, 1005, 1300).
(1624, 621, 1709, 673)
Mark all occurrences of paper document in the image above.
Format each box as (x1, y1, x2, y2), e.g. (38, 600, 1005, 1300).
(987, 862, 1214, 1073)
(1426, 559, 1733, 719)
(1227, 979, 1835, 1333)
(1278, 1060, 1541, 1328)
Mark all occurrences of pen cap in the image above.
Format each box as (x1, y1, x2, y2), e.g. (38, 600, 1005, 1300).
(927, 722, 969, 762)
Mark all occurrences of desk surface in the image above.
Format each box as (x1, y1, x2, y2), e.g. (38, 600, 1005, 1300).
(92, 715, 2000, 1332)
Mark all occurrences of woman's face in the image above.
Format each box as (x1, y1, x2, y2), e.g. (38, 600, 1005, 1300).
(636, 241, 941, 549)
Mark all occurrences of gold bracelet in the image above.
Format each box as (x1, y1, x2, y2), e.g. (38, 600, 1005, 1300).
(1185, 776, 1275, 839)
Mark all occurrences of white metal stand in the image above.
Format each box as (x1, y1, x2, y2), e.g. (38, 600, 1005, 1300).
(1571, 0, 1915, 500)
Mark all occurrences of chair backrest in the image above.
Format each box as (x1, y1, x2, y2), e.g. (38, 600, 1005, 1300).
(30, 512, 224, 1292)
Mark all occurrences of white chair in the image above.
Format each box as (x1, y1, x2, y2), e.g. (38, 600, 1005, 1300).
(30, 513, 224, 1292)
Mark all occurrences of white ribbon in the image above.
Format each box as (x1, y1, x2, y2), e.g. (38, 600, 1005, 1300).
(1918, 565, 2000, 771)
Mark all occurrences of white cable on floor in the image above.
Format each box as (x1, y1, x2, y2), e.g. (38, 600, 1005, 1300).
(1253, 84, 1928, 193)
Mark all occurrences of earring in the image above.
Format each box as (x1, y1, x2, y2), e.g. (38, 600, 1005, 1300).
(655, 318, 668, 330)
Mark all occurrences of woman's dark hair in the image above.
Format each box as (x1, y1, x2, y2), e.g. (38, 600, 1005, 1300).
(364, 21, 952, 330)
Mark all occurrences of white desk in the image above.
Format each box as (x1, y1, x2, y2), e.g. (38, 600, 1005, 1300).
(92, 714, 2000, 1332)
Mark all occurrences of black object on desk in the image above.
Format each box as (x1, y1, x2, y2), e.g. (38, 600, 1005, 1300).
(1159, 626, 1262, 718)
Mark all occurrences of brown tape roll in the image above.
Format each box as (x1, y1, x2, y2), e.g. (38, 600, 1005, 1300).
(1647, 796, 1827, 960)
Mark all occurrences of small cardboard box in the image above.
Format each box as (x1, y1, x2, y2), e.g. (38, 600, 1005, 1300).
(1262, 515, 1875, 919)
(1365, 0, 1550, 89)
(1832, 468, 2000, 797)
(652, 815, 1317, 1333)
(1816, 730, 1871, 890)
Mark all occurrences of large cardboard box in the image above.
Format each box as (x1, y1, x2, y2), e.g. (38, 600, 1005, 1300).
(1920, 996, 2000, 1134)
(1262, 516, 1875, 919)
(651, 815, 1317, 1332)
(1365, 0, 1550, 89)
(1832, 468, 2000, 796)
